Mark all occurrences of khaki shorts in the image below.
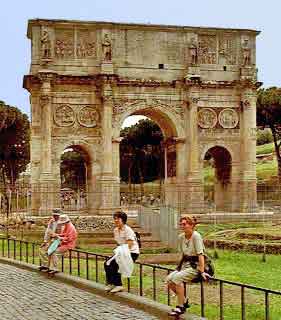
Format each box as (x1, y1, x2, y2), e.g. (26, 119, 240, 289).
(166, 266, 198, 285)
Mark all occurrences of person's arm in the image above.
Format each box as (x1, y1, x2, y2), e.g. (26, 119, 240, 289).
(193, 232, 208, 280)
(198, 254, 205, 273)
(43, 220, 53, 242)
(125, 227, 136, 249)
(126, 239, 134, 249)
(176, 254, 185, 271)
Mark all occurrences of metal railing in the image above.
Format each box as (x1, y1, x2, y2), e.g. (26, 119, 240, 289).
(0, 237, 280, 319)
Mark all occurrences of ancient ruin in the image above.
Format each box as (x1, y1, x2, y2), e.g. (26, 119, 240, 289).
(23, 19, 260, 215)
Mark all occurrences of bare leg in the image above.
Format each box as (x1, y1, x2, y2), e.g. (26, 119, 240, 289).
(168, 281, 177, 294)
(48, 255, 52, 269)
(175, 283, 185, 306)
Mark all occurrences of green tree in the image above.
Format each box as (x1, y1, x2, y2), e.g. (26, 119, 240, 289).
(120, 119, 164, 187)
(60, 150, 86, 191)
(0, 101, 30, 236)
(257, 87, 281, 180)
(0, 102, 30, 185)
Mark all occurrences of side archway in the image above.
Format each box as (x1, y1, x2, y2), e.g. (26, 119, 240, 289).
(202, 145, 233, 211)
(53, 140, 102, 213)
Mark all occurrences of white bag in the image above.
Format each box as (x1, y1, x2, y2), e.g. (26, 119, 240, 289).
(110, 244, 134, 278)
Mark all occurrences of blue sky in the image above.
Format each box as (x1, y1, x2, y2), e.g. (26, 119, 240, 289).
(0, 0, 280, 122)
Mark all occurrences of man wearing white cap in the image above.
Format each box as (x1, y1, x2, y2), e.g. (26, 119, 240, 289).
(38, 208, 62, 271)
(48, 214, 78, 274)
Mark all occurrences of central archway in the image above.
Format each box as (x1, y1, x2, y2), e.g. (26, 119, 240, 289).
(114, 102, 185, 208)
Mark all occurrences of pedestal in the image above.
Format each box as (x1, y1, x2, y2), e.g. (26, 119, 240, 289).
(101, 62, 114, 74)
(97, 176, 120, 216)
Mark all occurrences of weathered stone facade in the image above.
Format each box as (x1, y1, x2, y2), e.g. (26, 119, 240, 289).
(23, 19, 260, 215)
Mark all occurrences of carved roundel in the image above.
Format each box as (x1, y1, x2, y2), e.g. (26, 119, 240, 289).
(198, 108, 217, 129)
(54, 105, 75, 127)
(77, 106, 100, 128)
(218, 108, 239, 129)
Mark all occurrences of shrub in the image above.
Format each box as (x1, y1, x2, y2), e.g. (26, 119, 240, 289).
(257, 129, 273, 145)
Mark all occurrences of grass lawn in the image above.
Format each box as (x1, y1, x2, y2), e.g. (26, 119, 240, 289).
(256, 141, 276, 155)
(204, 158, 278, 184)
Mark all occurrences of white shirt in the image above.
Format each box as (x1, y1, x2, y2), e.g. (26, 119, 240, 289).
(114, 224, 140, 254)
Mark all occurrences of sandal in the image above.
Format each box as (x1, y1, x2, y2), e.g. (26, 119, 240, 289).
(169, 305, 186, 316)
(48, 270, 59, 275)
(184, 299, 191, 309)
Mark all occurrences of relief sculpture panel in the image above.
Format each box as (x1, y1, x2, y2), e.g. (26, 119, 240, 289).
(198, 108, 217, 129)
(218, 34, 237, 65)
(77, 106, 100, 127)
(76, 30, 96, 58)
(55, 29, 74, 59)
(54, 105, 75, 127)
(198, 35, 217, 64)
(218, 108, 239, 129)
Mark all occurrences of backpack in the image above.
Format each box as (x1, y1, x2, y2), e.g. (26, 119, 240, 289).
(135, 231, 141, 248)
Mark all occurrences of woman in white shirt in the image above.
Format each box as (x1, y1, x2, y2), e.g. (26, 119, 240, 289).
(104, 211, 140, 293)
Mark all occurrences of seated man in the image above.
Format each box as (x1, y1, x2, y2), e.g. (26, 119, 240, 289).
(48, 214, 78, 274)
(38, 208, 62, 271)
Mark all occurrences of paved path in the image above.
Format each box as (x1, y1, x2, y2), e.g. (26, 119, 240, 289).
(0, 263, 160, 320)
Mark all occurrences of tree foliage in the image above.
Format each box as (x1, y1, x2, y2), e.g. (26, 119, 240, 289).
(0, 101, 30, 184)
(60, 150, 86, 191)
(120, 119, 164, 183)
(257, 87, 281, 179)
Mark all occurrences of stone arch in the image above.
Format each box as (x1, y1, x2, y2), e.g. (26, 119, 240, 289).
(113, 100, 185, 139)
(201, 142, 234, 163)
(55, 139, 97, 163)
(202, 144, 233, 211)
(53, 139, 102, 212)
(114, 100, 185, 204)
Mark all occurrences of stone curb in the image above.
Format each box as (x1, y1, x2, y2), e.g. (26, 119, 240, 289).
(0, 257, 205, 320)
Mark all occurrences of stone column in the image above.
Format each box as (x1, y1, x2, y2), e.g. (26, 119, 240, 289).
(37, 71, 57, 215)
(175, 137, 186, 179)
(39, 73, 53, 175)
(102, 95, 113, 175)
(240, 87, 257, 212)
(112, 137, 122, 179)
(98, 78, 120, 215)
(165, 137, 186, 208)
(185, 89, 204, 213)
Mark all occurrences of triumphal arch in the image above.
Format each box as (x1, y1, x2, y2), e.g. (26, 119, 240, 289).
(23, 19, 260, 215)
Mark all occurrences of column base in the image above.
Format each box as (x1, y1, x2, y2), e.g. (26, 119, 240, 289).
(97, 176, 120, 215)
(101, 62, 114, 74)
(37, 176, 60, 216)
(164, 176, 204, 214)
(239, 178, 257, 213)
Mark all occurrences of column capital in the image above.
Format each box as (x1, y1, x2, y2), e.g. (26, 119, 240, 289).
(38, 70, 57, 84)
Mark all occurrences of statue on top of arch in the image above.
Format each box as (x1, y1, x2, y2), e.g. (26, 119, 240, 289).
(41, 28, 52, 59)
(102, 34, 112, 61)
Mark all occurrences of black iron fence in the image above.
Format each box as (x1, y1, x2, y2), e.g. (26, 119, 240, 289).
(0, 237, 280, 319)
